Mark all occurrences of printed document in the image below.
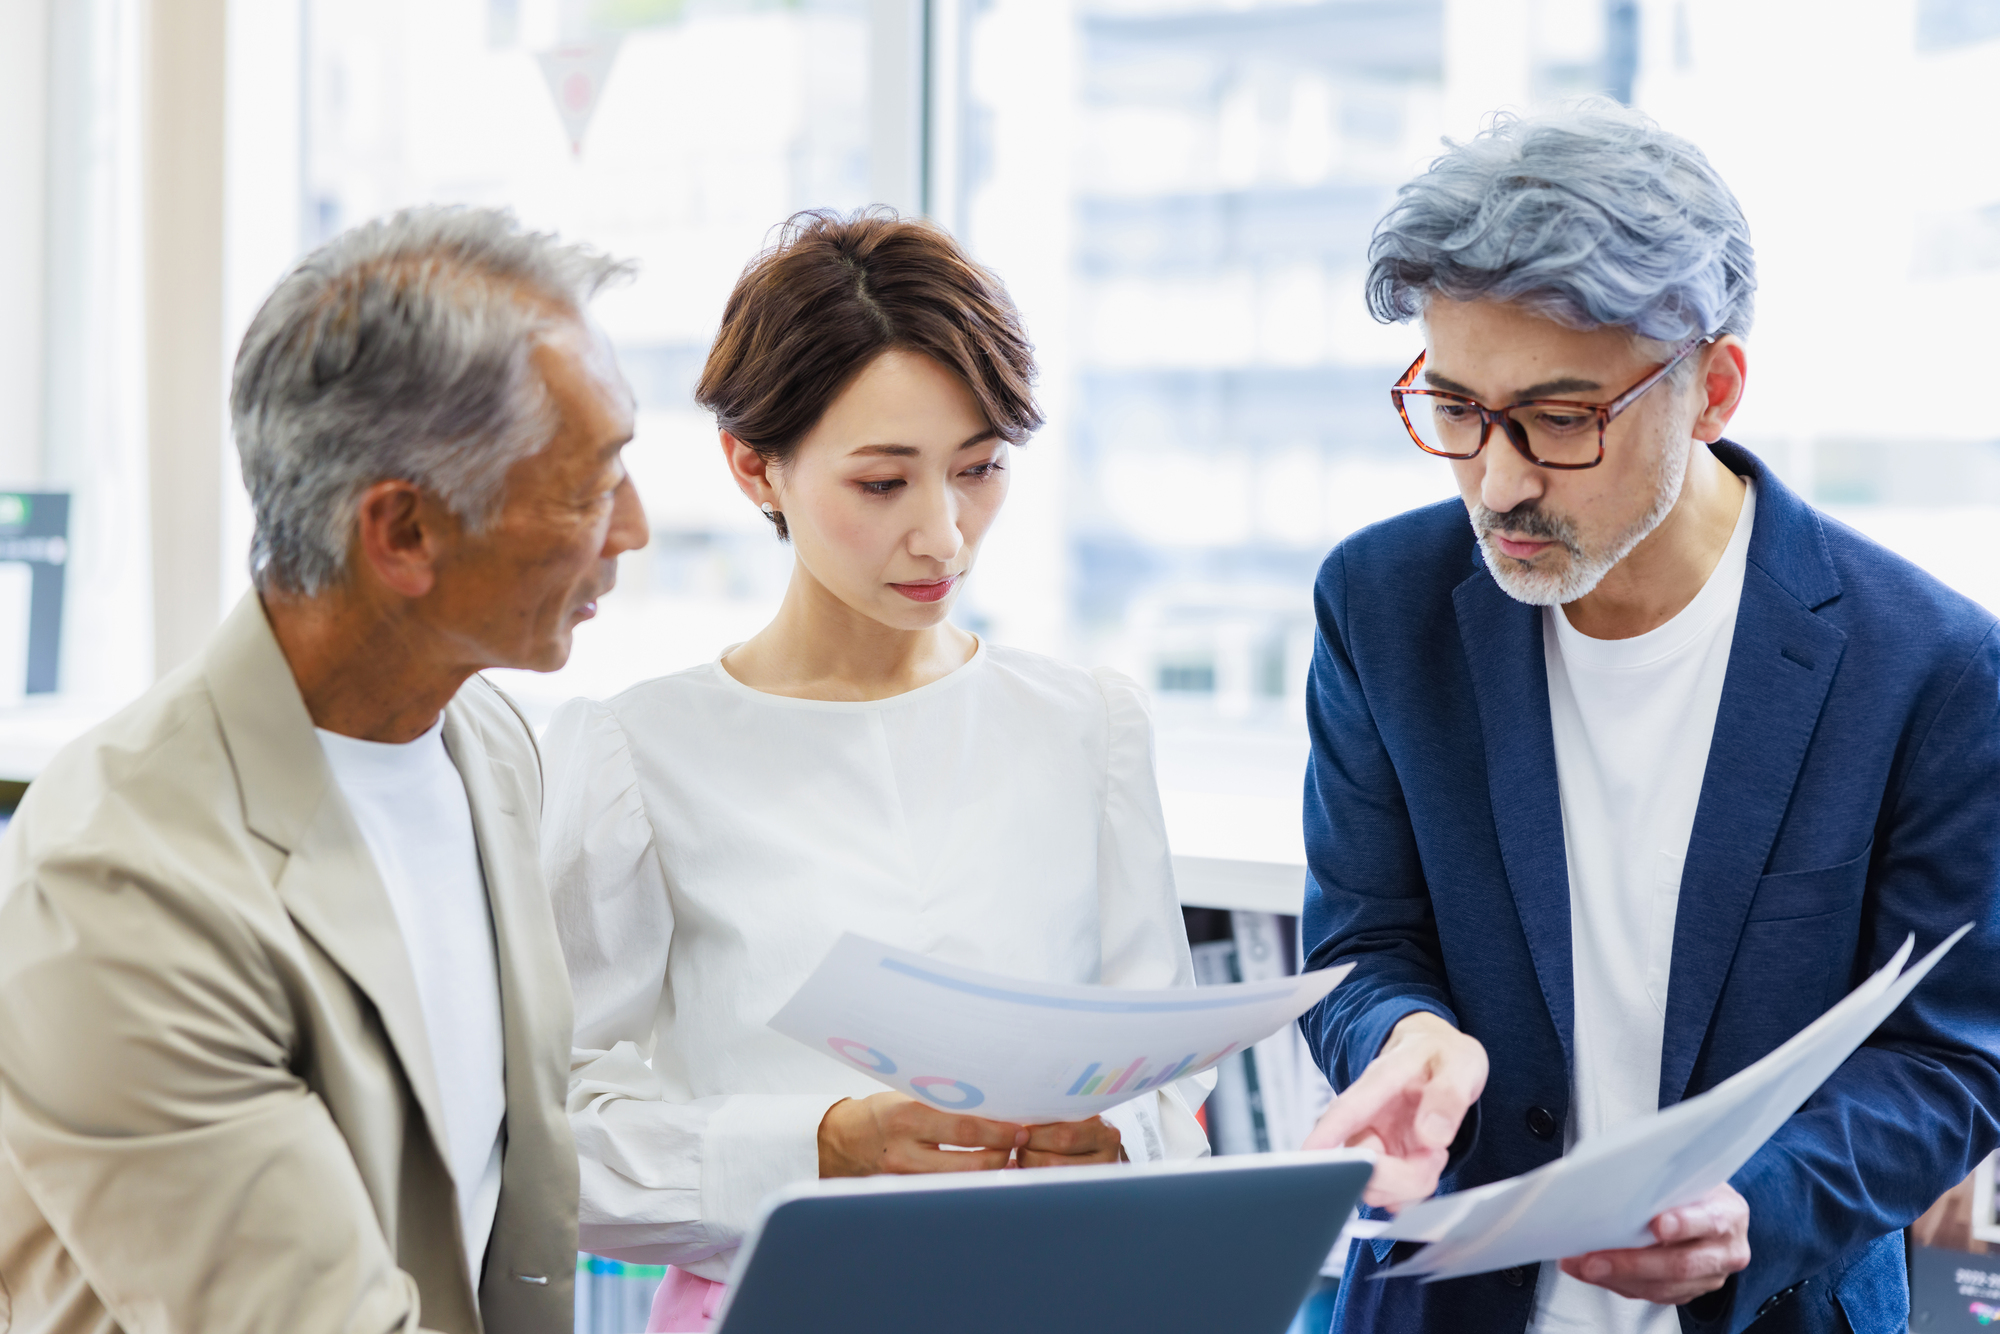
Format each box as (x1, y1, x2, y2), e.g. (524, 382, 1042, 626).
(768, 933, 1351, 1124)
(1375, 925, 1971, 1280)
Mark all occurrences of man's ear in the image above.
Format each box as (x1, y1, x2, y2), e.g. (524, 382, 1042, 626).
(720, 431, 780, 509)
(352, 479, 442, 599)
(1691, 336, 1748, 444)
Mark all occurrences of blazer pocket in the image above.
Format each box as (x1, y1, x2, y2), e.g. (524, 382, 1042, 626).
(1737, 840, 1873, 1019)
(1744, 839, 1874, 923)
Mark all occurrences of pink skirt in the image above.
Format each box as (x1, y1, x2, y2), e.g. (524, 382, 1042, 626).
(647, 1265, 727, 1332)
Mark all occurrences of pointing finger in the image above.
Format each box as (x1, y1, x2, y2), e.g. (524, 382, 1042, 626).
(1302, 1046, 1426, 1149)
(1408, 1061, 1480, 1150)
(1356, 1145, 1448, 1212)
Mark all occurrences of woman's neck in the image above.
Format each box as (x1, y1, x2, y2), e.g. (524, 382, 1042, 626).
(720, 563, 978, 702)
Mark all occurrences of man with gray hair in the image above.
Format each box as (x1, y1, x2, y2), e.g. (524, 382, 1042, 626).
(0, 205, 648, 1332)
(1297, 101, 2000, 1334)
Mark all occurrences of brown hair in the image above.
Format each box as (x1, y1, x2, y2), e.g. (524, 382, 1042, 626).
(694, 208, 1043, 538)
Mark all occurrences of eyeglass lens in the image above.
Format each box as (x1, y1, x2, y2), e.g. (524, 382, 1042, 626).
(1399, 394, 1602, 466)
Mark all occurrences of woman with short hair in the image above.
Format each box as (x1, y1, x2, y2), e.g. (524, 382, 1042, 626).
(542, 209, 1210, 1332)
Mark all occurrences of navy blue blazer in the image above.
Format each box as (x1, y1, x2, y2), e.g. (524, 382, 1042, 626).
(1299, 443, 2000, 1334)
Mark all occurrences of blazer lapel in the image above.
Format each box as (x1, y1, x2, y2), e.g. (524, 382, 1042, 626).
(441, 689, 580, 1307)
(1455, 568, 1576, 1068)
(275, 805, 454, 1162)
(205, 592, 453, 1172)
(1659, 455, 1847, 1105)
(440, 698, 571, 1151)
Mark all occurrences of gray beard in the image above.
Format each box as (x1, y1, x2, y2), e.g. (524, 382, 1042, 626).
(1469, 440, 1691, 607)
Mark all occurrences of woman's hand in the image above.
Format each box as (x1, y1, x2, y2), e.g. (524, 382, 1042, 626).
(817, 1092, 1024, 1177)
(1017, 1116, 1125, 1168)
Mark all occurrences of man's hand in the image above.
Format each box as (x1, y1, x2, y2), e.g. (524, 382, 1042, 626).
(1560, 1183, 1750, 1306)
(818, 1092, 1023, 1177)
(1017, 1116, 1124, 1168)
(1301, 1011, 1488, 1211)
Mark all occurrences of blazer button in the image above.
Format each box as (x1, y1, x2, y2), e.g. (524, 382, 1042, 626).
(1526, 1106, 1557, 1140)
(1501, 1266, 1527, 1287)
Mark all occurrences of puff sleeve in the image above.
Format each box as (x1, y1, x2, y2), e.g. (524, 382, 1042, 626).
(543, 699, 847, 1276)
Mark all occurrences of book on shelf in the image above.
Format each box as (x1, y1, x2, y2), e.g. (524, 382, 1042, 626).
(1184, 909, 1334, 1160)
(1190, 937, 1269, 1155)
(573, 1255, 664, 1334)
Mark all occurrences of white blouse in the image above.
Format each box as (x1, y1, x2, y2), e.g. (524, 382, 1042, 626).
(541, 640, 1213, 1280)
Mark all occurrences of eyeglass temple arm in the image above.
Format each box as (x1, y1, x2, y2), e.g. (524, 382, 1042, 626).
(1604, 335, 1713, 418)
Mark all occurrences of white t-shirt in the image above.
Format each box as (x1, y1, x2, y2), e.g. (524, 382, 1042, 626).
(1528, 478, 1756, 1334)
(318, 721, 507, 1285)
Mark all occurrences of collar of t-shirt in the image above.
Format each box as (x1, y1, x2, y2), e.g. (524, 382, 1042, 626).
(1550, 475, 1758, 669)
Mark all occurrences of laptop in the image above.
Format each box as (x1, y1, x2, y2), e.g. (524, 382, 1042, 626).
(710, 1150, 1373, 1334)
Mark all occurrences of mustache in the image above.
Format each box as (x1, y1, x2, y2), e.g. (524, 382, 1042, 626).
(1471, 501, 1582, 555)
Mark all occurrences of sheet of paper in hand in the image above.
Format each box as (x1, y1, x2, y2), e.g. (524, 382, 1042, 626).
(767, 933, 1352, 1125)
(1375, 924, 1972, 1281)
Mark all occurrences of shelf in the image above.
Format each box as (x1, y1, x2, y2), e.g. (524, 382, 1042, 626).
(1173, 854, 1307, 915)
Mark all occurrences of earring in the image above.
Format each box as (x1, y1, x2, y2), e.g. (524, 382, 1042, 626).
(760, 502, 775, 515)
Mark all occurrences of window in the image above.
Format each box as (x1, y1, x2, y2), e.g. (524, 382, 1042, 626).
(302, 0, 888, 714)
(17, 0, 2000, 834)
(949, 0, 2000, 871)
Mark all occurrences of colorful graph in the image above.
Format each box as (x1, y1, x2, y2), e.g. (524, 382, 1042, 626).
(1973, 1301, 2000, 1326)
(1064, 1045, 1239, 1098)
(911, 1075, 986, 1109)
(827, 1039, 986, 1109)
(827, 1038, 896, 1074)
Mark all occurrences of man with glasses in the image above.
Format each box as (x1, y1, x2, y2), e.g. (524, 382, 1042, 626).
(1297, 100, 2000, 1334)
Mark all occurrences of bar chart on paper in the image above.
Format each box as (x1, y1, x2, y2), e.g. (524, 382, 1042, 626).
(1064, 1047, 1238, 1099)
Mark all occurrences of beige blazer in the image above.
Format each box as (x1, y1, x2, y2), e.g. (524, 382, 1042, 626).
(0, 595, 578, 1334)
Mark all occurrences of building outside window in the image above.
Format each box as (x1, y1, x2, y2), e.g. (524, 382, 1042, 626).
(13, 0, 2000, 876)
(300, 0, 882, 715)
(945, 0, 2000, 869)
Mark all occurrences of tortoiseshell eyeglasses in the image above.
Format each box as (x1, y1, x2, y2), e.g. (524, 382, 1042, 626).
(1391, 335, 1713, 470)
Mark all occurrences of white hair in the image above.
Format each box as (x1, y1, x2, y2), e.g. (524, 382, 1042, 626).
(230, 205, 634, 595)
(1367, 99, 1756, 347)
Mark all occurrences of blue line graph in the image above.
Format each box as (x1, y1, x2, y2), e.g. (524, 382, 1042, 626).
(877, 958, 1276, 1013)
